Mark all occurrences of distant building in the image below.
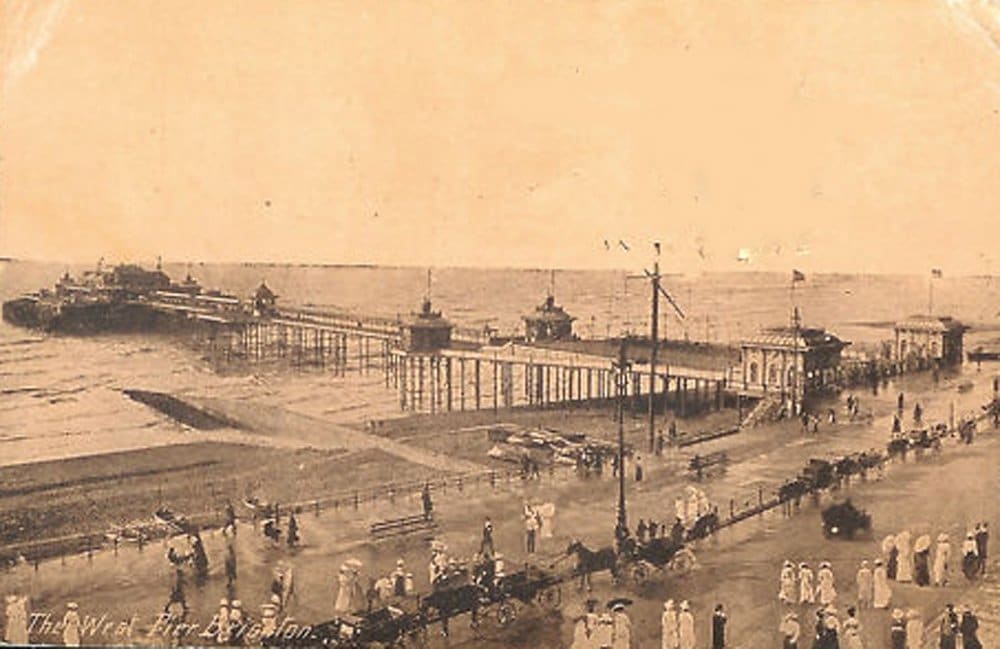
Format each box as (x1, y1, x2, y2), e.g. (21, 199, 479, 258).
(738, 326, 850, 404)
(253, 282, 278, 316)
(523, 295, 575, 342)
(401, 298, 453, 352)
(893, 315, 966, 367)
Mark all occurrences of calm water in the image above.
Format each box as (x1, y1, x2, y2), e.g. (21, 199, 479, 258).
(1, 259, 998, 465)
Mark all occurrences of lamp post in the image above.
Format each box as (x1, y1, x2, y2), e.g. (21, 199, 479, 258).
(614, 336, 630, 539)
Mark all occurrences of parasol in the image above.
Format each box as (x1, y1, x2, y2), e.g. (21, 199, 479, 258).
(881, 535, 896, 553)
(606, 597, 634, 610)
(914, 535, 931, 553)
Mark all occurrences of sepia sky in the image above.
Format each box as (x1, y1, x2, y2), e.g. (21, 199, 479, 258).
(2, 0, 1000, 274)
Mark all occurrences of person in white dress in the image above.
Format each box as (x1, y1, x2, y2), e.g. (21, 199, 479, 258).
(611, 604, 632, 649)
(799, 563, 815, 604)
(872, 559, 892, 609)
(842, 606, 863, 649)
(855, 561, 873, 608)
(661, 600, 679, 649)
(896, 531, 913, 583)
(932, 533, 951, 586)
(334, 564, 353, 613)
(678, 601, 696, 649)
(3, 594, 29, 645)
(62, 602, 82, 647)
(816, 562, 837, 606)
(905, 608, 923, 649)
(779, 561, 797, 604)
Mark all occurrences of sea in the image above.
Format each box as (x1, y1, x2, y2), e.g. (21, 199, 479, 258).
(2, 259, 999, 467)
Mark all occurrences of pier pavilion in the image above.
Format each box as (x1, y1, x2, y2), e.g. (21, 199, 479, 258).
(893, 315, 967, 369)
(737, 326, 849, 405)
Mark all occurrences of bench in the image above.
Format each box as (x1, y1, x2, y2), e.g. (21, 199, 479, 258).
(370, 514, 438, 540)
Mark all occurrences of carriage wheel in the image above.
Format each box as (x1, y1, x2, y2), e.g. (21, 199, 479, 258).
(497, 601, 518, 627)
(671, 551, 695, 573)
(537, 584, 562, 610)
(630, 563, 650, 583)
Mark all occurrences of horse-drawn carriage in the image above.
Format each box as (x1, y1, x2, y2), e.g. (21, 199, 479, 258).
(778, 458, 836, 503)
(820, 500, 871, 540)
(565, 534, 697, 589)
(888, 425, 948, 458)
(418, 557, 564, 638)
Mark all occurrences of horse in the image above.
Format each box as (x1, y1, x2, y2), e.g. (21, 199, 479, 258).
(686, 512, 719, 542)
(778, 478, 810, 509)
(420, 582, 484, 637)
(565, 540, 619, 591)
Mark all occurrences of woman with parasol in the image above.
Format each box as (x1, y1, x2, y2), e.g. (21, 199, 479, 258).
(913, 535, 931, 586)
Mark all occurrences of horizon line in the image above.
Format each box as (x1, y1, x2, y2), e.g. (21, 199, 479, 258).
(2, 255, 997, 279)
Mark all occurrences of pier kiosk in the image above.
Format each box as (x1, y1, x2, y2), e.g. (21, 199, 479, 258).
(893, 315, 966, 370)
(738, 326, 849, 412)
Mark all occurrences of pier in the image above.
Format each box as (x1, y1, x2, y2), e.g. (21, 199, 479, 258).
(141, 292, 732, 416)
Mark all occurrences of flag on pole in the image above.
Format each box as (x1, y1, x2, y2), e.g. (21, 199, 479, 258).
(792, 269, 806, 282)
(931, 268, 943, 278)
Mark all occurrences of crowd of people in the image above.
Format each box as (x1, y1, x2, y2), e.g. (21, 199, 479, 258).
(770, 516, 991, 648)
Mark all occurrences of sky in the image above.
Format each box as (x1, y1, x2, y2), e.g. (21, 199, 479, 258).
(1, 0, 1000, 274)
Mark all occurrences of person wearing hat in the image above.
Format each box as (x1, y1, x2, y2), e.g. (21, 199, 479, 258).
(938, 604, 959, 649)
(593, 608, 614, 649)
(932, 533, 951, 587)
(62, 602, 81, 647)
(4, 594, 28, 645)
(611, 602, 632, 649)
(855, 561, 873, 609)
(913, 535, 932, 587)
(883, 535, 899, 581)
(873, 558, 892, 609)
(711, 603, 726, 649)
(974, 522, 988, 575)
(228, 600, 245, 644)
(661, 600, 679, 649)
(959, 606, 982, 649)
(259, 601, 278, 641)
(214, 598, 232, 645)
(798, 563, 815, 605)
(779, 561, 796, 604)
(896, 531, 913, 583)
(905, 608, 923, 649)
(842, 606, 863, 649)
(961, 532, 979, 580)
(890, 609, 907, 649)
(816, 562, 836, 606)
(779, 612, 800, 649)
(481, 517, 495, 558)
(347, 560, 366, 613)
(334, 563, 353, 613)
(392, 558, 407, 597)
(678, 601, 695, 649)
